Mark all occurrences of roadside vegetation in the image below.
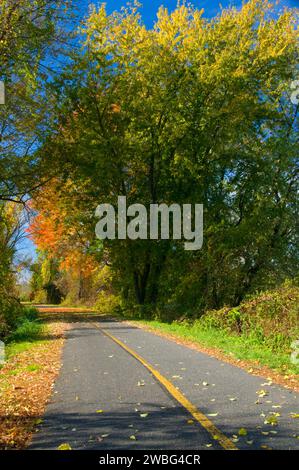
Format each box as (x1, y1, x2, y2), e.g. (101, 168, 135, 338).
(4, 307, 44, 357)
(1, 305, 41, 343)
(123, 283, 299, 380)
(0, 307, 68, 449)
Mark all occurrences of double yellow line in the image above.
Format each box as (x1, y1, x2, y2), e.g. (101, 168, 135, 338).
(94, 323, 238, 451)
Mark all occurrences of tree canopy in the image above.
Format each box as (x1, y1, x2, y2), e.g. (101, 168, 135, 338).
(0, 0, 72, 204)
(28, 0, 298, 314)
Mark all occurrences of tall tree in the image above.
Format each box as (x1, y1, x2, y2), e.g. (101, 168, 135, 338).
(36, 0, 299, 311)
(0, 0, 74, 326)
(0, 0, 73, 204)
(29, 180, 100, 304)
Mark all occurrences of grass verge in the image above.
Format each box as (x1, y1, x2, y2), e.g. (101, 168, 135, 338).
(126, 319, 299, 391)
(121, 284, 298, 389)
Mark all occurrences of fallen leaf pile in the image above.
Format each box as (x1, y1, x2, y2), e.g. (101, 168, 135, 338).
(0, 321, 69, 449)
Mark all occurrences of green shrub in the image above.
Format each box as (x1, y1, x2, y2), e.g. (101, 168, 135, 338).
(94, 291, 121, 315)
(32, 289, 47, 304)
(20, 306, 38, 323)
(0, 301, 39, 341)
(8, 319, 42, 343)
(0, 296, 24, 339)
(197, 281, 299, 354)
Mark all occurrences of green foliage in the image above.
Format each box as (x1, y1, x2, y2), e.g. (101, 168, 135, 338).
(0, 296, 24, 339)
(20, 306, 39, 323)
(92, 266, 121, 314)
(0, 1, 73, 205)
(1, 305, 41, 361)
(30, 254, 63, 304)
(195, 281, 299, 353)
(0, 203, 26, 338)
(8, 319, 42, 343)
(4, 318, 44, 360)
(41, 0, 298, 312)
(94, 291, 122, 315)
(134, 319, 298, 374)
(120, 282, 298, 374)
(0, 2, 72, 344)
(0, 301, 39, 341)
(132, 283, 299, 374)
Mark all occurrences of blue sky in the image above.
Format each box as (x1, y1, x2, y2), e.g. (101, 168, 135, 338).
(20, 0, 297, 272)
(78, 1, 298, 24)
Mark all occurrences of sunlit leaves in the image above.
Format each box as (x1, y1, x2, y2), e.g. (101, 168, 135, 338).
(34, 0, 299, 309)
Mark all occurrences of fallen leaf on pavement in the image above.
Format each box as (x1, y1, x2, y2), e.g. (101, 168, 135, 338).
(256, 389, 268, 398)
(58, 443, 72, 450)
(264, 413, 279, 426)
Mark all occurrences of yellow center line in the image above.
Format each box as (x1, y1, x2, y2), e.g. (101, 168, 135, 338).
(93, 322, 238, 451)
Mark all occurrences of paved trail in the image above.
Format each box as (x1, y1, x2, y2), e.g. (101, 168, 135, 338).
(30, 317, 298, 450)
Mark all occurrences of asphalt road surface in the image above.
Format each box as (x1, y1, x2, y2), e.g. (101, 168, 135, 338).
(30, 319, 299, 450)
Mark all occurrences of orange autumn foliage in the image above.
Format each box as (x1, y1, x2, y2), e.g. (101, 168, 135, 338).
(29, 183, 97, 280)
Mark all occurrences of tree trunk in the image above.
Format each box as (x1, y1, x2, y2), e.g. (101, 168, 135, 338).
(133, 263, 151, 304)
